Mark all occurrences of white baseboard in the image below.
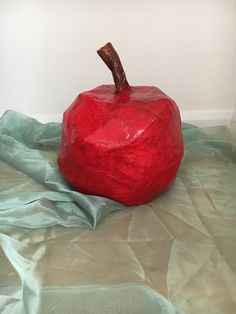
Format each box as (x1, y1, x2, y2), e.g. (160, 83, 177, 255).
(0, 109, 234, 127)
(29, 113, 63, 123)
(181, 109, 233, 126)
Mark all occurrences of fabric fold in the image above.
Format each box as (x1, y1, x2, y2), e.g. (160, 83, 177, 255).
(0, 111, 125, 229)
(0, 110, 236, 314)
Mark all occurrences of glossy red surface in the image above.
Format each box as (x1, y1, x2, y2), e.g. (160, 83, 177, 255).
(57, 85, 184, 205)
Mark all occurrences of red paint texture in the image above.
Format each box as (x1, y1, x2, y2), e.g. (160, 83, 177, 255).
(57, 44, 183, 205)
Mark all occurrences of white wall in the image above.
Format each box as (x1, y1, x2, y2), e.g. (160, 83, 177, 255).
(0, 0, 236, 122)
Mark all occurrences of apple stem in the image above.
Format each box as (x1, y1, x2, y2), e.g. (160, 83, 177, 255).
(97, 42, 130, 93)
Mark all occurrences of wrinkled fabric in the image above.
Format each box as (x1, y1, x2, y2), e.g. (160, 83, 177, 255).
(0, 110, 236, 314)
(0, 110, 126, 229)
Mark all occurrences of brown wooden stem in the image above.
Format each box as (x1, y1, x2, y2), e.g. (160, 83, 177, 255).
(97, 42, 130, 93)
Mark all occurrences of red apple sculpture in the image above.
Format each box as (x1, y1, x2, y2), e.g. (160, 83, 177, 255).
(57, 43, 184, 205)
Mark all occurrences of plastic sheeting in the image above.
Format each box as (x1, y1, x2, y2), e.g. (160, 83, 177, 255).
(0, 110, 236, 313)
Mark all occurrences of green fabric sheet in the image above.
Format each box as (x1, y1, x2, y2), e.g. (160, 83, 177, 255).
(0, 110, 236, 313)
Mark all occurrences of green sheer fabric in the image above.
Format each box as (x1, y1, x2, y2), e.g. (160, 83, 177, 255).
(0, 111, 236, 313)
(0, 111, 126, 229)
